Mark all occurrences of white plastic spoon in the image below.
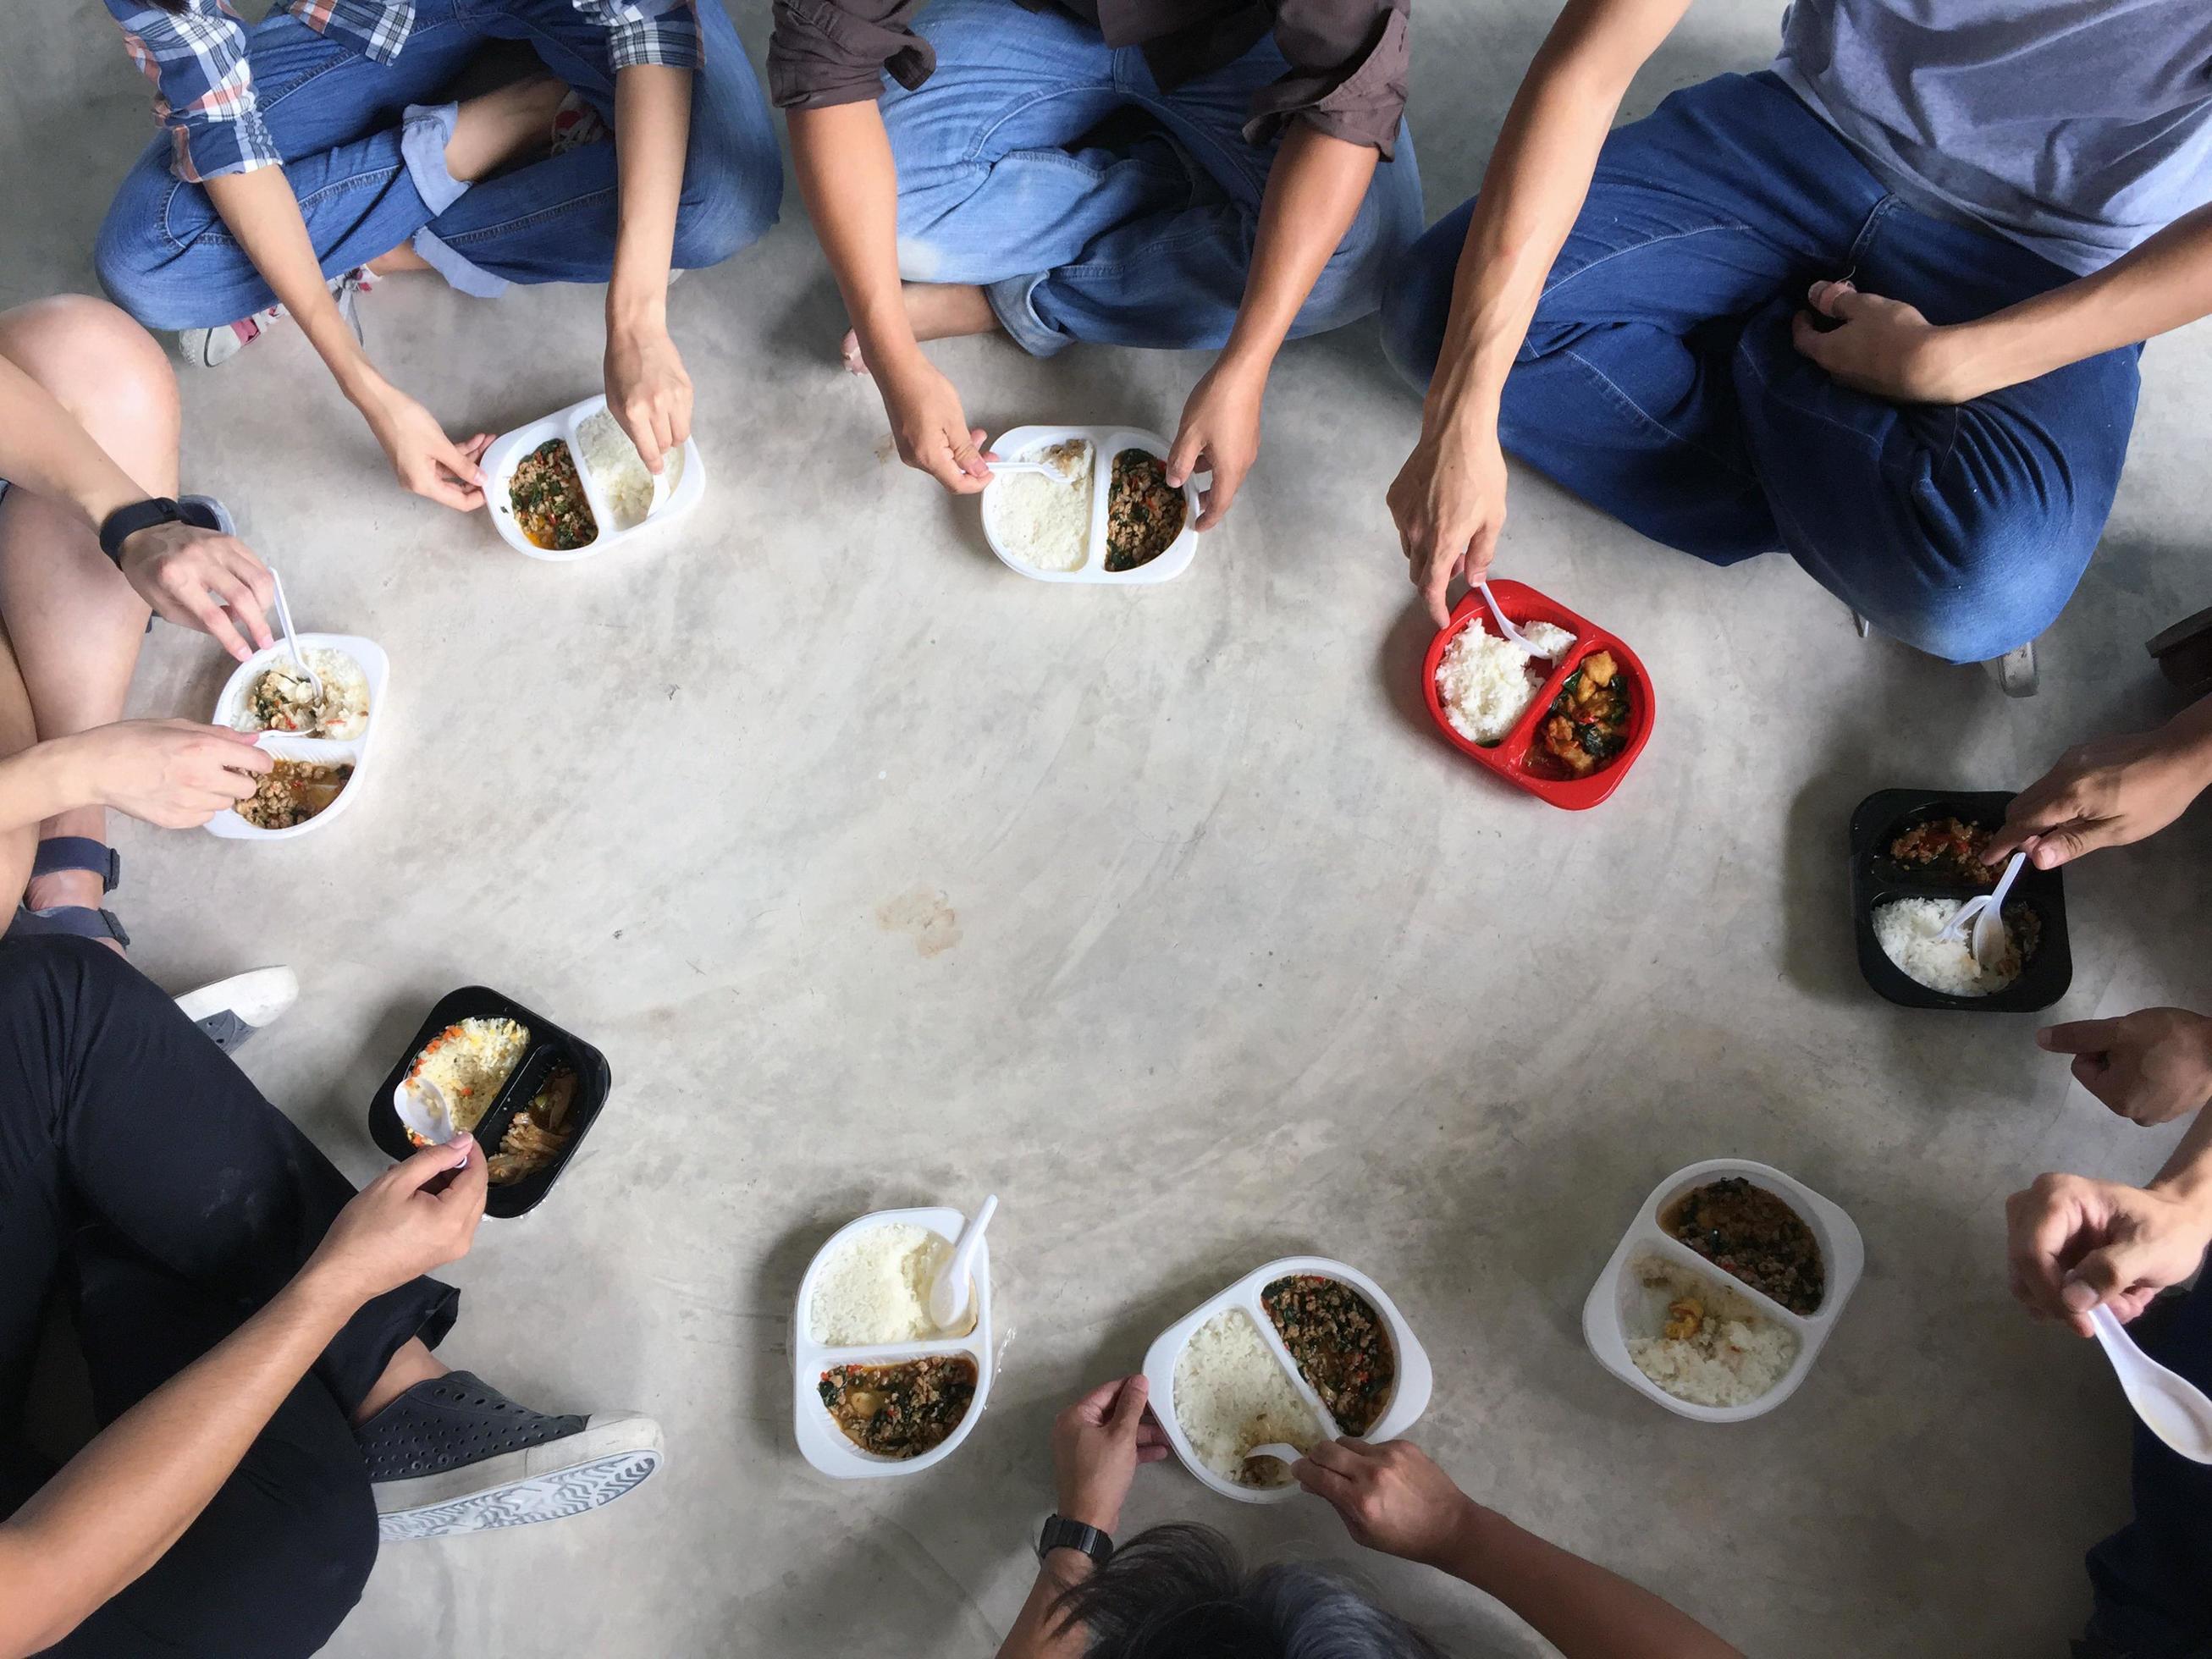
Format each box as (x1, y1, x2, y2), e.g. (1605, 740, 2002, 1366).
(268, 568, 323, 702)
(929, 1193, 997, 1333)
(392, 1075, 460, 1146)
(2089, 1303, 2212, 1463)
(984, 460, 1068, 480)
(1477, 579, 1542, 655)
(1244, 1441, 1304, 1468)
(1935, 850, 2027, 970)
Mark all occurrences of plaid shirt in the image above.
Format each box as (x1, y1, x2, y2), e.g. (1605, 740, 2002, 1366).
(105, 0, 700, 183)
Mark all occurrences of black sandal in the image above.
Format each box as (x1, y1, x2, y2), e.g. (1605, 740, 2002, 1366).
(8, 836, 128, 948)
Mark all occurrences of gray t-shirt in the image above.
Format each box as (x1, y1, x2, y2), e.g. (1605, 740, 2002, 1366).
(1773, 0, 2212, 274)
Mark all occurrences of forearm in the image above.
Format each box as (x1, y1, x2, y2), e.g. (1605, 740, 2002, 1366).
(1931, 203, 2212, 401)
(1437, 1505, 1742, 1659)
(0, 1267, 358, 1657)
(789, 102, 918, 372)
(993, 1552, 1095, 1659)
(1220, 125, 1378, 378)
(2153, 1105, 2212, 1215)
(202, 169, 386, 407)
(0, 354, 156, 532)
(0, 741, 100, 834)
(608, 64, 693, 339)
(1422, 0, 1687, 440)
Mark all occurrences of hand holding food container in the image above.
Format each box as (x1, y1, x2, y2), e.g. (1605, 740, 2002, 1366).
(1051, 1375, 1172, 1535)
(207, 631, 387, 841)
(980, 426, 1201, 584)
(480, 394, 705, 560)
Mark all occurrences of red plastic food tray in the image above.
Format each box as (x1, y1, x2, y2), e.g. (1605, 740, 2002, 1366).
(1420, 578, 1655, 810)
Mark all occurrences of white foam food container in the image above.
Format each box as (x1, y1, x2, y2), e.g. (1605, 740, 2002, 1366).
(981, 425, 1200, 585)
(1582, 1158, 1864, 1423)
(480, 393, 704, 561)
(1142, 1256, 1433, 1505)
(205, 634, 388, 842)
(791, 1206, 994, 1480)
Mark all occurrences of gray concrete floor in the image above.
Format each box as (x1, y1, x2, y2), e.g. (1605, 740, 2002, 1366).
(8, 3, 2212, 1655)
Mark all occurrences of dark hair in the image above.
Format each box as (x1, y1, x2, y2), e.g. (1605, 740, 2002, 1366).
(1049, 1524, 1452, 1658)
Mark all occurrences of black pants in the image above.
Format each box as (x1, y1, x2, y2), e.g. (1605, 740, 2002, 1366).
(0, 938, 456, 1657)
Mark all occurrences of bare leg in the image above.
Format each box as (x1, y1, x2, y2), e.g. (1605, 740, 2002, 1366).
(352, 1337, 450, 1425)
(367, 74, 569, 276)
(841, 282, 1001, 373)
(0, 297, 175, 938)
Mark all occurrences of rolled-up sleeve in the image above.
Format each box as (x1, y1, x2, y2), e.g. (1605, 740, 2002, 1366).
(105, 0, 280, 183)
(1244, 0, 1410, 159)
(769, 0, 935, 109)
(579, 0, 703, 71)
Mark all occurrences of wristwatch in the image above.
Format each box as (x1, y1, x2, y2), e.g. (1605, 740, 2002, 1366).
(1035, 1514, 1113, 1568)
(97, 496, 219, 567)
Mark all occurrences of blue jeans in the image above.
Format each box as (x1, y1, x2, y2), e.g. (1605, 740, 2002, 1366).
(2082, 1282, 2212, 1657)
(880, 0, 1422, 356)
(96, 0, 781, 326)
(1380, 72, 2141, 664)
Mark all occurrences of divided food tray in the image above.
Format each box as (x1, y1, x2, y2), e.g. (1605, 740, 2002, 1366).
(481, 393, 705, 560)
(1421, 579, 1654, 809)
(1583, 1159, 1863, 1423)
(980, 424, 1200, 585)
(367, 985, 612, 1219)
(206, 633, 388, 841)
(1142, 1255, 1432, 1505)
(1850, 788, 2071, 1011)
(791, 1207, 994, 1480)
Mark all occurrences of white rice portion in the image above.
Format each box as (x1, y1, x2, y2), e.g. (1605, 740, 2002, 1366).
(1435, 620, 1576, 742)
(577, 407, 681, 530)
(235, 647, 371, 740)
(987, 441, 1093, 572)
(1872, 896, 2022, 995)
(1172, 1309, 1322, 1487)
(1625, 1254, 1797, 1408)
(808, 1222, 963, 1345)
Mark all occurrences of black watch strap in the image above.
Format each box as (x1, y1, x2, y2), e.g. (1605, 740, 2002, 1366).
(97, 497, 191, 567)
(1036, 1514, 1112, 1567)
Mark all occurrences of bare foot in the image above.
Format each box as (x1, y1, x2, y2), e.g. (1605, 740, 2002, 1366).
(841, 283, 1001, 374)
(24, 868, 124, 955)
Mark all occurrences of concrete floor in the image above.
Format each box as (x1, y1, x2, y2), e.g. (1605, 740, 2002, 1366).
(9, 3, 2212, 1654)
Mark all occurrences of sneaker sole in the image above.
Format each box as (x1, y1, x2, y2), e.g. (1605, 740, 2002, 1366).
(374, 1415, 664, 1541)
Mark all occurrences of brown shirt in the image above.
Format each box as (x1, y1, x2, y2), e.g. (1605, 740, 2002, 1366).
(770, 0, 1409, 157)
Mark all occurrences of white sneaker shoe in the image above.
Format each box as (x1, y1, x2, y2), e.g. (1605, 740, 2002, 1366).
(179, 267, 376, 369)
(173, 966, 299, 1054)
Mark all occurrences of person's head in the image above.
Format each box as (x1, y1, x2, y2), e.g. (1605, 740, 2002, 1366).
(1050, 1523, 1449, 1658)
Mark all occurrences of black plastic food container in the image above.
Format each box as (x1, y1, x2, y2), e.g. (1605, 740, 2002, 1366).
(1849, 789, 2071, 1012)
(367, 985, 612, 1218)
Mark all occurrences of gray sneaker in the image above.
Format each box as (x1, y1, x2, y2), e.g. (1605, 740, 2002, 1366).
(172, 965, 298, 1054)
(359, 1371, 664, 1541)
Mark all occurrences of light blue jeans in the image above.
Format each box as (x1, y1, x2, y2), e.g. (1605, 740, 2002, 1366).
(96, 0, 781, 326)
(880, 0, 1421, 356)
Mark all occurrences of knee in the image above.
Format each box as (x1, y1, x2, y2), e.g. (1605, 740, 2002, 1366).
(1877, 497, 2100, 662)
(0, 295, 177, 441)
(1379, 202, 1471, 393)
(671, 138, 782, 270)
(220, 1459, 378, 1650)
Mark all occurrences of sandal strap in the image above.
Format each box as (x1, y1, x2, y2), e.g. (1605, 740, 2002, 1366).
(32, 837, 119, 893)
(10, 904, 130, 949)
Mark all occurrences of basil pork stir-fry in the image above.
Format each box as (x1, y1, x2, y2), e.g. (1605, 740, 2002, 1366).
(1260, 1275, 1395, 1436)
(1534, 650, 1630, 778)
(1889, 816, 1998, 884)
(819, 1355, 977, 1458)
(1662, 1177, 1825, 1315)
(509, 438, 599, 551)
(1104, 449, 1185, 571)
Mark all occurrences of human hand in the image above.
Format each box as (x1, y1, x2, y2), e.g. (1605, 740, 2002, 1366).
(1050, 1375, 1169, 1535)
(2039, 1010, 2212, 1127)
(1166, 359, 1263, 531)
(59, 720, 271, 829)
(1294, 1439, 1483, 1568)
(2006, 1171, 2212, 1336)
(604, 319, 692, 474)
(1986, 720, 2212, 869)
(1790, 280, 1961, 403)
(1387, 426, 1509, 630)
(117, 521, 276, 663)
(304, 1137, 488, 1306)
(356, 380, 493, 511)
(874, 352, 991, 494)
